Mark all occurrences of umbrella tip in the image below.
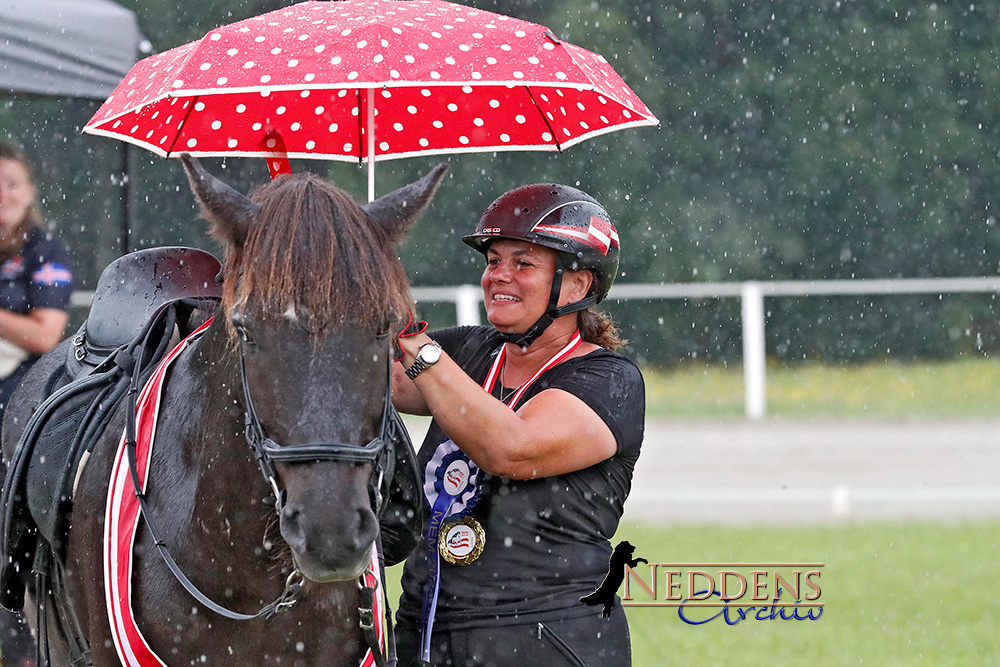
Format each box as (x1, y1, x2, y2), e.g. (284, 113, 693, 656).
(544, 29, 561, 45)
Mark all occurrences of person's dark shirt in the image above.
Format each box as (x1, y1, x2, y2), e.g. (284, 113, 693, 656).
(397, 325, 645, 630)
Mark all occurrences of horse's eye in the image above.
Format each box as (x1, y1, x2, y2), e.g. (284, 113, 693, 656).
(233, 322, 254, 344)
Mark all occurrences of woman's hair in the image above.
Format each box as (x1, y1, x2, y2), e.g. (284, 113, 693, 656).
(0, 141, 40, 224)
(579, 308, 627, 350)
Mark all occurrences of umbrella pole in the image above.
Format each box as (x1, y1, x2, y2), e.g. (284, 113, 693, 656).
(367, 87, 376, 203)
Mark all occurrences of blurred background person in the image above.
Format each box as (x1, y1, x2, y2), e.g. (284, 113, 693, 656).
(0, 140, 74, 667)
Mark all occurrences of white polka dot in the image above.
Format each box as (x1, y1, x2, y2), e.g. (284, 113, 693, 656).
(418, 42, 429, 50)
(145, 130, 154, 139)
(513, 71, 523, 79)
(194, 102, 206, 111)
(211, 120, 222, 130)
(515, 114, 526, 124)
(186, 138, 197, 147)
(447, 103, 458, 112)
(374, 54, 384, 63)
(381, 39, 389, 47)
(598, 95, 608, 104)
(543, 42, 555, 50)
(542, 132, 552, 141)
(405, 55, 415, 64)
(562, 128, 571, 136)
(600, 115, 609, 123)
(266, 138, 277, 148)
(235, 104, 247, 114)
(501, 44, 511, 51)
(254, 36, 265, 43)
(489, 99, 500, 108)
(338, 90, 348, 97)
(390, 70, 400, 78)
(260, 75, 271, 83)
(305, 73, 316, 81)
(474, 118, 484, 127)
(540, 94, 550, 102)
(515, 30, 526, 37)
(276, 106, 286, 115)
(270, 47, 281, 55)
(459, 44, 470, 51)
(113, 120, 122, 128)
(217, 77, 228, 85)
(344, 143, 353, 151)
(394, 123, 404, 131)
(579, 121, 589, 129)
(471, 72, 482, 79)
(243, 61, 255, 69)
(287, 59, 299, 67)
(314, 106, 325, 114)
(351, 106, 359, 116)
(347, 71, 359, 80)
(430, 71, 441, 79)
(445, 57, 456, 65)
(331, 56, 342, 65)
(433, 120, 443, 128)
(306, 140, 316, 150)
(622, 110, 632, 118)
(486, 57, 497, 65)
(160, 136, 168, 144)
(462, 86, 473, 93)
(546, 112, 555, 120)
(472, 32, 483, 39)
(379, 141, 389, 150)
(328, 123, 339, 132)
(419, 138, 429, 147)
(555, 72, 567, 80)
(357, 40, 367, 48)
(298, 34, 310, 41)
(407, 105, 418, 114)
(421, 89, 432, 97)
(381, 89, 392, 99)
(200, 62, 211, 71)
(315, 44, 325, 53)
(228, 139, 238, 148)
(431, 32, 442, 38)
(341, 28, 352, 36)
(300, 90, 310, 98)
(210, 33, 221, 41)
(459, 136, 469, 144)
(291, 122, 301, 131)
(253, 122, 263, 131)
(500, 133, 510, 142)
(528, 57, 539, 65)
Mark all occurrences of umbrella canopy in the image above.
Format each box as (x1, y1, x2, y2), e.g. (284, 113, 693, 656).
(82, 0, 657, 168)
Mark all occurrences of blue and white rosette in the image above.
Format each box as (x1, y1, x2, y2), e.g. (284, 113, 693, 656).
(419, 439, 486, 661)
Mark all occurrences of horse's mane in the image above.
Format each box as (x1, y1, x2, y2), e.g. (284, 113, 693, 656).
(219, 172, 413, 334)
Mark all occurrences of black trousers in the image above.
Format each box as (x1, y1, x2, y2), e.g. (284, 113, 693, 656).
(396, 605, 631, 667)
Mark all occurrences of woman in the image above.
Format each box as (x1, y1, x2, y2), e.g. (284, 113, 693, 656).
(393, 183, 644, 666)
(0, 141, 73, 667)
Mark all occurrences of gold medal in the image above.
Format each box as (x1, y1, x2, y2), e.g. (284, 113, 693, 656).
(438, 516, 485, 566)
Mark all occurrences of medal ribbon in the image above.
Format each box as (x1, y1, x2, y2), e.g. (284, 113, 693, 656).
(418, 331, 583, 660)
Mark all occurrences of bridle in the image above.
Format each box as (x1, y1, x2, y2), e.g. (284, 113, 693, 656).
(238, 333, 396, 518)
(122, 306, 398, 665)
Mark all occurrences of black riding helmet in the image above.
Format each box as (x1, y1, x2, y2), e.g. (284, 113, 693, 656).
(463, 183, 620, 348)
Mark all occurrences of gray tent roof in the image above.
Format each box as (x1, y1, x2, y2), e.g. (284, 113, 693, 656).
(0, 0, 142, 100)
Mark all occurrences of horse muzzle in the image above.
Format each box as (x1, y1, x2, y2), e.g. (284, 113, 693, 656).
(280, 499, 378, 581)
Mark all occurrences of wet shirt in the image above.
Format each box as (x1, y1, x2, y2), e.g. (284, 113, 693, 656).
(397, 326, 645, 630)
(0, 227, 73, 361)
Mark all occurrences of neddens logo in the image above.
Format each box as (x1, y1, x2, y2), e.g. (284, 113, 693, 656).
(620, 561, 824, 625)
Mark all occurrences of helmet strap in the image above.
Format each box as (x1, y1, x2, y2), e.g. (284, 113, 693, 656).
(498, 255, 598, 349)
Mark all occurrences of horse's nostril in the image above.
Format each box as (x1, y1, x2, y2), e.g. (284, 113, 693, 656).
(353, 508, 377, 550)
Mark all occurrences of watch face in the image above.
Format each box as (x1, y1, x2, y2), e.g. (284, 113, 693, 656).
(420, 343, 442, 364)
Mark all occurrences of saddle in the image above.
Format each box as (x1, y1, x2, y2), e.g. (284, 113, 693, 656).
(0, 247, 224, 612)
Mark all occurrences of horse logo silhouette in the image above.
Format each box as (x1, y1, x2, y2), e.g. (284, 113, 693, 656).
(580, 540, 647, 617)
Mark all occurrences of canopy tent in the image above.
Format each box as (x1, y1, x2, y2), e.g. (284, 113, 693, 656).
(0, 0, 144, 254)
(0, 0, 143, 100)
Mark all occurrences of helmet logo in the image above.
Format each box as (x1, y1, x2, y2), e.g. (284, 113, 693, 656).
(535, 216, 620, 256)
(482, 227, 502, 234)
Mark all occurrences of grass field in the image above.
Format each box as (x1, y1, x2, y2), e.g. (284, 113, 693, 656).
(387, 520, 1000, 666)
(644, 357, 1000, 419)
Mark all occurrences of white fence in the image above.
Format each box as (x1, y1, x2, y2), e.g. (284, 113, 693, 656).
(412, 277, 1000, 419)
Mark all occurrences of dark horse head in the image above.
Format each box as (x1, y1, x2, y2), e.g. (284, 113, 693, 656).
(183, 155, 445, 581)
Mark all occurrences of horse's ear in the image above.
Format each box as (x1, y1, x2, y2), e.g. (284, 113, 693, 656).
(180, 154, 259, 248)
(363, 163, 448, 240)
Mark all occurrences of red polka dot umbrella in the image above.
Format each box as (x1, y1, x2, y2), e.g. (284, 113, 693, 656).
(82, 0, 658, 198)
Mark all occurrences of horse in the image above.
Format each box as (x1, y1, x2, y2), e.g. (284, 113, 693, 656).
(1, 155, 447, 666)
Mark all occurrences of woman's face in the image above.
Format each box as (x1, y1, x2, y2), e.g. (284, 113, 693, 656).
(0, 158, 35, 235)
(481, 240, 558, 332)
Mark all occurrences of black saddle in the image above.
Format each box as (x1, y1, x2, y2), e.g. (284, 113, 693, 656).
(1, 247, 223, 612)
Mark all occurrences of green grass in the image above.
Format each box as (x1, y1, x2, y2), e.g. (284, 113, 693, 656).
(387, 520, 1000, 666)
(644, 357, 1000, 419)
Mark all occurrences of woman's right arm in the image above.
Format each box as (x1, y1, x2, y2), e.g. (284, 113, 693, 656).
(391, 360, 431, 416)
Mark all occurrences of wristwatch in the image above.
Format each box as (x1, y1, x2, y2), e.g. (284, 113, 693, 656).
(404, 341, 443, 380)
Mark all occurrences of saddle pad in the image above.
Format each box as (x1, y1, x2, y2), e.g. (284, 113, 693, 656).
(104, 319, 385, 667)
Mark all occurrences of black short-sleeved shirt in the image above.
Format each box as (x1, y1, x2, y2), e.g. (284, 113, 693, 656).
(0, 227, 73, 370)
(397, 326, 645, 630)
